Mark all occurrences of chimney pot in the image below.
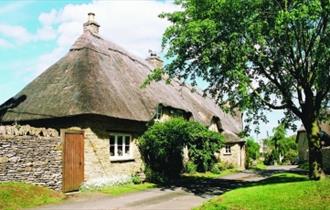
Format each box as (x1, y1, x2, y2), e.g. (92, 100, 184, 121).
(146, 50, 163, 69)
(83, 12, 100, 34)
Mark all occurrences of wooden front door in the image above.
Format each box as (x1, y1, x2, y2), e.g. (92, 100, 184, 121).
(63, 131, 84, 192)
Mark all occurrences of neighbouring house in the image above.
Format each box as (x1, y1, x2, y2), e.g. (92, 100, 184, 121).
(0, 13, 245, 192)
(296, 123, 330, 173)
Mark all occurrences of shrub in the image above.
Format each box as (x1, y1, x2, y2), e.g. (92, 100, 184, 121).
(218, 161, 235, 170)
(185, 161, 197, 173)
(245, 137, 260, 168)
(131, 175, 142, 184)
(210, 164, 221, 174)
(138, 118, 223, 182)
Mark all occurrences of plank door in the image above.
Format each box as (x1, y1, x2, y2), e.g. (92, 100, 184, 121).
(63, 131, 84, 192)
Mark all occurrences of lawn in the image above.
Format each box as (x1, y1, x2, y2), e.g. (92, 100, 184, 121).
(195, 173, 330, 210)
(0, 182, 64, 210)
(82, 182, 157, 196)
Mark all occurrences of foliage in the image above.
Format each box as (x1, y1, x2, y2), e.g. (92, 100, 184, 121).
(195, 173, 330, 210)
(159, 0, 330, 179)
(185, 161, 197, 174)
(0, 182, 64, 210)
(210, 164, 221, 174)
(131, 175, 142, 185)
(138, 118, 223, 182)
(263, 124, 298, 165)
(254, 162, 267, 170)
(182, 169, 237, 180)
(245, 137, 260, 168)
(81, 182, 156, 196)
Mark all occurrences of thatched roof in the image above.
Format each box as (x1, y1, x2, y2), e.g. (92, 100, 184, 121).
(1, 24, 242, 135)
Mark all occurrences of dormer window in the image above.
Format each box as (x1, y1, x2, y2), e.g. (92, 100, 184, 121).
(155, 105, 163, 120)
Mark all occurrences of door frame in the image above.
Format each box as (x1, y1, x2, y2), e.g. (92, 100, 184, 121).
(61, 129, 85, 192)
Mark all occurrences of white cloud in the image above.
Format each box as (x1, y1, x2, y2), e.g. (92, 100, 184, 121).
(39, 0, 177, 57)
(38, 9, 58, 26)
(36, 25, 57, 41)
(0, 23, 33, 43)
(21, 0, 178, 81)
(0, 1, 33, 15)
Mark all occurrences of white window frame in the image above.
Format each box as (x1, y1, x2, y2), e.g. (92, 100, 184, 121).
(225, 145, 231, 154)
(109, 133, 133, 161)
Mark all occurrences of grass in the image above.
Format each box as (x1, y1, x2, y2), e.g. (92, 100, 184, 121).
(82, 182, 157, 196)
(254, 163, 267, 170)
(195, 173, 330, 210)
(0, 182, 64, 210)
(183, 169, 238, 179)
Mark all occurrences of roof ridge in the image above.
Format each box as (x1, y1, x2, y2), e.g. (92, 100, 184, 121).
(71, 31, 153, 71)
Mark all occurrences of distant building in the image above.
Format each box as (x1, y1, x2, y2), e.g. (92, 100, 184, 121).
(296, 123, 330, 173)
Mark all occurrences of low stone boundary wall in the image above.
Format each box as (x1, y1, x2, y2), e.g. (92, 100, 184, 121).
(322, 147, 330, 173)
(0, 125, 62, 190)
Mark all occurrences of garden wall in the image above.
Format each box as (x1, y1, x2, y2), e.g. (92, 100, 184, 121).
(0, 125, 62, 190)
(322, 147, 330, 173)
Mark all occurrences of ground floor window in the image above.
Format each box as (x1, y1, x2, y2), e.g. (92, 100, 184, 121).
(109, 133, 132, 160)
(225, 145, 231, 154)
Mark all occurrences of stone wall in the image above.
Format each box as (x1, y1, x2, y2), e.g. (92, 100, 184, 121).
(297, 132, 309, 162)
(219, 143, 245, 169)
(322, 147, 330, 173)
(83, 128, 143, 183)
(0, 125, 62, 190)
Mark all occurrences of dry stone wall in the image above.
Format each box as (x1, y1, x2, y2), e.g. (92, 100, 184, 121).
(0, 125, 62, 190)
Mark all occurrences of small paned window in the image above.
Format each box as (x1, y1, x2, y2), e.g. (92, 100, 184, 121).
(109, 134, 132, 160)
(225, 145, 231, 154)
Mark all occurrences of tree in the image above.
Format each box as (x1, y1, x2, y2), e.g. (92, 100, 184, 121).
(157, 0, 330, 179)
(246, 137, 260, 168)
(264, 124, 298, 165)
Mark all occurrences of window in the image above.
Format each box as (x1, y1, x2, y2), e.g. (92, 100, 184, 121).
(109, 134, 132, 160)
(225, 145, 231, 154)
(155, 105, 163, 120)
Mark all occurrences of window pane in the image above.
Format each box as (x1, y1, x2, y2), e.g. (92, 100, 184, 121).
(125, 136, 130, 155)
(110, 135, 115, 156)
(110, 135, 115, 145)
(117, 136, 123, 156)
(110, 145, 115, 156)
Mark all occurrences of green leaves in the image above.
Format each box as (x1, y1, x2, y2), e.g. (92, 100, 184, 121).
(159, 0, 330, 132)
(138, 118, 223, 182)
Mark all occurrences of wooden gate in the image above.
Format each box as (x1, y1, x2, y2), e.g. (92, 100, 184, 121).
(63, 131, 84, 192)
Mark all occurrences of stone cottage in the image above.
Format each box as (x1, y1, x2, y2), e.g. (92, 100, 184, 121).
(296, 123, 330, 172)
(0, 13, 245, 192)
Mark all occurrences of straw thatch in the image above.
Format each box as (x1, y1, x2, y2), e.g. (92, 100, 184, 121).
(1, 30, 242, 136)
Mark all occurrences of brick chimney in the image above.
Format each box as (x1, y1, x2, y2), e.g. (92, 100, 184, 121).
(83, 12, 100, 34)
(146, 50, 163, 69)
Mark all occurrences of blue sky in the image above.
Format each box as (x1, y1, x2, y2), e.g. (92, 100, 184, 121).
(0, 0, 299, 140)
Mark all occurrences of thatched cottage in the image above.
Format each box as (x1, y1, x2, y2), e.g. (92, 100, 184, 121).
(0, 13, 245, 191)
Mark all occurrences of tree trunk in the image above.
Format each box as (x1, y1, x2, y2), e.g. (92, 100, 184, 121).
(306, 121, 325, 180)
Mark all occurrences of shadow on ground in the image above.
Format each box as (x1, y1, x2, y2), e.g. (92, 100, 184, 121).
(157, 167, 308, 198)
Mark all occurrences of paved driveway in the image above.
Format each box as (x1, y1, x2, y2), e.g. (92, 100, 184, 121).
(33, 165, 304, 210)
